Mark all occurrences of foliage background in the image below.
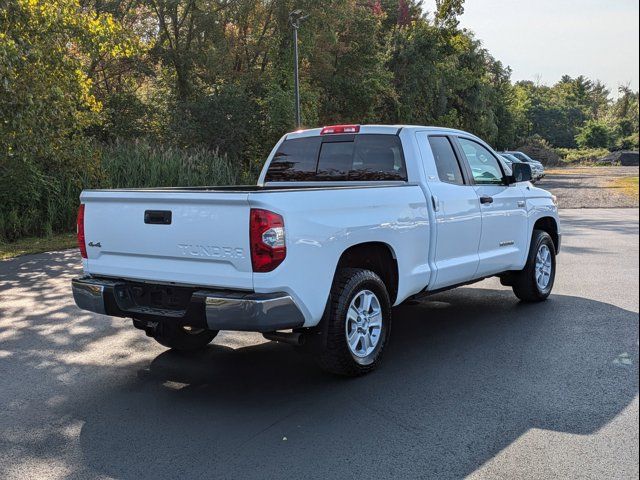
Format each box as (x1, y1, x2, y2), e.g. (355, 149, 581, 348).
(1, 0, 639, 241)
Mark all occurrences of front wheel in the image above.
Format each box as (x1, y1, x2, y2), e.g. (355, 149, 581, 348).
(511, 230, 556, 302)
(314, 268, 391, 376)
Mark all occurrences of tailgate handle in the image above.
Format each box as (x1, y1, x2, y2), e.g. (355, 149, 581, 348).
(144, 210, 172, 225)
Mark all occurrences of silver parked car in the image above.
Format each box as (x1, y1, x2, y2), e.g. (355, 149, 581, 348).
(502, 151, 545, 182)
(499, 153, 539, 183)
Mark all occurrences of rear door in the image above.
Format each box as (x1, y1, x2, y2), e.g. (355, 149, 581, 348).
(455, 137, 528, 276)
(416, 132, 482, 289)
(81, 190, 254, 289)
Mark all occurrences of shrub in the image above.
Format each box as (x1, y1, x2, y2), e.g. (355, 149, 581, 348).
(0, 139, 102, 241)
(615, 133, 640, 151)
(555, 147, 611, 165)
(516, 135, 561, 166)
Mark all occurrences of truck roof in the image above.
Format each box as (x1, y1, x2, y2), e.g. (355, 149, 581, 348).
(285, 125, 474, 140)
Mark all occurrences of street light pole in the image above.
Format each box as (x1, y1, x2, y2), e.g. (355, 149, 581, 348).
(292, 24, 301, 129)
(289, 10, 308, 130)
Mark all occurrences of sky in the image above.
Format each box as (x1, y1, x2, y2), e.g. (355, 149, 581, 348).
(422, 0, 639, 95)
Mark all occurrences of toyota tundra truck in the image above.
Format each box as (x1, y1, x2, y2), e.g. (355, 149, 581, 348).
(72, 125, 561, 376)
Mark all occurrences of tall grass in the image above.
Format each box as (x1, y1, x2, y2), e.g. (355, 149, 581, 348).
(0, 139, 240, 242)
(101, 139, 239, 188)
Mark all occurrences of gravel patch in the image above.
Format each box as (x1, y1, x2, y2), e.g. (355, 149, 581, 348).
(538, 166, 639, 209)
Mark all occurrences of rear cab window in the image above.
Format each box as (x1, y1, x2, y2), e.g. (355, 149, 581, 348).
(263, 137, 322, 181)
(265, 134, 407, 182)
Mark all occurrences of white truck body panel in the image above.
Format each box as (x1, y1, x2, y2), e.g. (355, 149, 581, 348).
(473, 182, 529, 276)
(78, 125, 560, 329)
(249, 185, 431, 324)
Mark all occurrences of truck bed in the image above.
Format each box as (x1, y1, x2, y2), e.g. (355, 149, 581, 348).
(85, 181, 409, 193)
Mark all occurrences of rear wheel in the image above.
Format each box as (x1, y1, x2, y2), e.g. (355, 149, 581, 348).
(314, 268, 391, 376)
(511, 229, 556, 302)
(151, 322, 218, 352)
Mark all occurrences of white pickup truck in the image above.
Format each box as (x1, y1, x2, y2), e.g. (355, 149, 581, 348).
(72, 125, 560, 376)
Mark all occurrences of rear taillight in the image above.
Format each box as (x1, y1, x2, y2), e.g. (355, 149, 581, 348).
(250, 209, 285, 272)
(320, 124, 360, 135)
(76, 204, 87, 259)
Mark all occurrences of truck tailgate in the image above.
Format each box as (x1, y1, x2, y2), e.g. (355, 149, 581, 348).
(80, 190, 253, 290)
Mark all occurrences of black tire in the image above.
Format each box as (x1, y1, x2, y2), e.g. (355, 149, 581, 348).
(314, 268, 391, 376)
(152, 322, 218, 352)
(511, 229, 556, 302)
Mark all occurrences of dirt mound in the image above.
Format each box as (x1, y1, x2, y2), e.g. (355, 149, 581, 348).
(602, 151, 639, 166)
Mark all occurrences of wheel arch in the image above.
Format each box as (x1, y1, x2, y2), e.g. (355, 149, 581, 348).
(533, 216, 560, 253)
(335, 242, 399, 304)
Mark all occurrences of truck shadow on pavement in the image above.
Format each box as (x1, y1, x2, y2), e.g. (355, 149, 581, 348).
(66, 288, 638, 480)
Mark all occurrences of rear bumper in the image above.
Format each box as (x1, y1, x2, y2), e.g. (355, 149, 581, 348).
(71, 277, 305, 332)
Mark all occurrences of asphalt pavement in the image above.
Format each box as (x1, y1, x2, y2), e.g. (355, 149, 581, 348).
(0, 208, 638, 479)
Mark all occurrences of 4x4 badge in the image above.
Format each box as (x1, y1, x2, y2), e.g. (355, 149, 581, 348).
(88, 242, 102, 248)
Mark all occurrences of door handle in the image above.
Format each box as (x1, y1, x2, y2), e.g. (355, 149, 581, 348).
(431, 195, 440, 212)
(144, 210, 172, 225)
(479, 196, 494, 205)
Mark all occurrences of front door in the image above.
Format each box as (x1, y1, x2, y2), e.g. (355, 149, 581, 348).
(455, 137, 528, 277)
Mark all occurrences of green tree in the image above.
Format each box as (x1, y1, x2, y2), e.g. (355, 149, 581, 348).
(434, 0, 465, 29)
(0, 0, 134, 239)
(308, 1, 394, 124)
(575, 120, 614, 149)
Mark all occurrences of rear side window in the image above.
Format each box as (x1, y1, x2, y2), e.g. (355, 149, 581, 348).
(265, 134, 406, 182)
(428, 136, 464, 185)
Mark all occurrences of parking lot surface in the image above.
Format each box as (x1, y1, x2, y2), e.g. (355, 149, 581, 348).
(0, 208, 638, 479)
(540, 166, 638, 209)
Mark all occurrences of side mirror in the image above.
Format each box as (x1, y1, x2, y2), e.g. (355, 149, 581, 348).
(507, 163, 532, 184)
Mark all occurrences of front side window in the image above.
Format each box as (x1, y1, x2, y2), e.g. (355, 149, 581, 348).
(458, 138, 505, 185)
